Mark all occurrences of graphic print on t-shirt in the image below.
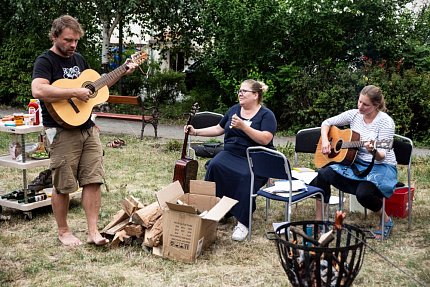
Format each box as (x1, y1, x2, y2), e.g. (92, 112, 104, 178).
(63, 66, 81, 79)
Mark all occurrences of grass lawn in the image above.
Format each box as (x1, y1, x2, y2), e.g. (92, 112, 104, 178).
(0, 133, 429, 286)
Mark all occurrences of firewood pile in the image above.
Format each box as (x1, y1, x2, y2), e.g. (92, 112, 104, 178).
(274, 212, 366, 287)
(101, 196, 163, 249)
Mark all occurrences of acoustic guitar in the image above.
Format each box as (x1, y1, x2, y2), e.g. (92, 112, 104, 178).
(46, 51, 148, 128)
(314, 126, 393, 168)
(173, 103, 200, 193)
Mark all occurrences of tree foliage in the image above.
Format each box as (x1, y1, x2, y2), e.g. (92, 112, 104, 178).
(0, 0, 429, 143)
(141, 0, 206, 61)
(0, 0, 203, 106)
(0, 0, 100, 106)
(184, 0, 430, 143)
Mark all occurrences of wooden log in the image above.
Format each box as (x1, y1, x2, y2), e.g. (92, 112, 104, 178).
(122, 197, 138, 216)
(131, 201, 162, 228)
(318, 230, 335, 247)
(128, 195, 145, 209)
(289, 226, 320, 245)
(143, 215, 163, 247)
(152, 245, 163, 257)
(143, 227, 153, 248)
(110, 230, 131, 248)
(104, 218, 130, 236)
(101, 210, 129, 234)
(124, 224, 144, 238)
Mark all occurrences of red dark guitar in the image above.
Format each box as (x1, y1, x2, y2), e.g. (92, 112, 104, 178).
(173, 103, 199, 193)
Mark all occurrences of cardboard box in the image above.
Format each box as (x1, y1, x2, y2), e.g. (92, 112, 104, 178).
(157, 180, 238, 262)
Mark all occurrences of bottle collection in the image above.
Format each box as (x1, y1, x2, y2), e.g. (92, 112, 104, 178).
(1, 99, 41, 127)
(0, 101, 49, 205)
(1, 189, 47, 204)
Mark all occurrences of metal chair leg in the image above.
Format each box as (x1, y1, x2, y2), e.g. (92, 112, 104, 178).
(265, 198, 271, 221)
(380, 198, 386, 241)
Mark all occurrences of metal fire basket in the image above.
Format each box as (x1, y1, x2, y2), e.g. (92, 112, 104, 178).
(274, 220, 366, 287)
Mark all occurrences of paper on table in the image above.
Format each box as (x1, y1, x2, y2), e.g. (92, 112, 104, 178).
(264, 180, 307, 194)
(291, 169, 318, 184)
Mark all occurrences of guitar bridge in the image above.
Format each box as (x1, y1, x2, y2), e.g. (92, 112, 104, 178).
(68, 99, 80, 113)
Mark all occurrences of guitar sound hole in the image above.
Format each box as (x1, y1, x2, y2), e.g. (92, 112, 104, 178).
(335, 140, 343, 151)
(83, 82, 96, 94)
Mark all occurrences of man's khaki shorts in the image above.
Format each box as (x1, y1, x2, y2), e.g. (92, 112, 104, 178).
(46, 126, 104, 194)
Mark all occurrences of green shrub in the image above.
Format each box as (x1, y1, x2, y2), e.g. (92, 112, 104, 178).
(270, 64, 430, 144)
(146, 68, 187, 105)
(165, 139, 182, 152)
(277, 141, 295, 159)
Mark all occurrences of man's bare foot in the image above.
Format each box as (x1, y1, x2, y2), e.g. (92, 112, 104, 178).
(58, 232, 83, 247)
(87, 233, 109, 246)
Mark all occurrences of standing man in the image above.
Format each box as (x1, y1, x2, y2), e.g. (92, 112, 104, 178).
(31, 15, 138, 246)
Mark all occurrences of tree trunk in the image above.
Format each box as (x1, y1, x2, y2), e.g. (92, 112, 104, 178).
(100, 15, 120, 73)
(101, 21, 111, 74)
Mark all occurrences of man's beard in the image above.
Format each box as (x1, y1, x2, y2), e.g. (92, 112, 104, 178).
(56, 44, 75, 57)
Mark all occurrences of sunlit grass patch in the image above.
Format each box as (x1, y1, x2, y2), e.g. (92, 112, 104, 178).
(0, 132, 428, 286)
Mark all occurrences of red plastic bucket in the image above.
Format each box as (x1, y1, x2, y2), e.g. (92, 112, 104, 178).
(385, 187, 415, 218)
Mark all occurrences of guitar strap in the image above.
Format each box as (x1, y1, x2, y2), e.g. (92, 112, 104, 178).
(351, 149, 377, 177)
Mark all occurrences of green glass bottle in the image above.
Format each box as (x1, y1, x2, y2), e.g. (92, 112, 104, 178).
(18, 193, 47, 204)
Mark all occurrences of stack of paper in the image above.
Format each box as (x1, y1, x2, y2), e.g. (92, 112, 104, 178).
(263, 180, 307, 196)
(291, 168, 318, 184)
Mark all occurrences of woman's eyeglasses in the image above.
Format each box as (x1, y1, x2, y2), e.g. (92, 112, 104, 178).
(237, 89, 255, 94)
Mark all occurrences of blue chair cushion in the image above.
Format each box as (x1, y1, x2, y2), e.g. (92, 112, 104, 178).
(257, 185, 323, 202)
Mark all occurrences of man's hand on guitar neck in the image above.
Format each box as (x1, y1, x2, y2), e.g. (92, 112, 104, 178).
(123, 59, 138, 76)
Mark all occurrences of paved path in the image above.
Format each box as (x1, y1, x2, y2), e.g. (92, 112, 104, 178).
(0, 106, 428, 156)
(94, 116, 429, 157)
(94, 116, 295, 147)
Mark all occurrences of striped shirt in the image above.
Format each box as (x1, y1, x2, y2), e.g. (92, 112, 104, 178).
(322, 109, 396, 166)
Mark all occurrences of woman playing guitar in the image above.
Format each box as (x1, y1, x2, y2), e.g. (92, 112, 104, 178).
(311, 85, 397, 240)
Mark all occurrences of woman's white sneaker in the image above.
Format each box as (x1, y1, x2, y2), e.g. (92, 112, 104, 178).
(231, 222, 249, 241)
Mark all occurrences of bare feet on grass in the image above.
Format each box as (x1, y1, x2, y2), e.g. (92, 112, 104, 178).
(58, 232, 83, 247)
(87, 232, 109, 246)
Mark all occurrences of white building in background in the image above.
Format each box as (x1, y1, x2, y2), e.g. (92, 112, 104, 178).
(407, 0, 429, 10)
(109, 24, 190, 72)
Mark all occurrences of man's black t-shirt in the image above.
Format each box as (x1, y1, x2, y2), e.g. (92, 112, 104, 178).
(32, 50, 93, 129)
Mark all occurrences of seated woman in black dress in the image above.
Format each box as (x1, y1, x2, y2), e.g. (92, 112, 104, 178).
(184, 79, 277, 241)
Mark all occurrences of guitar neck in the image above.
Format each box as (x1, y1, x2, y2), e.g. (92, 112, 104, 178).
(181, 132, 189, 159)
(340, 141, 366, 149)
(340, 140, 391, 150)
(92, 64, 128, 91)
(180, 103, 199, 159)
(181, 116, 192, 159)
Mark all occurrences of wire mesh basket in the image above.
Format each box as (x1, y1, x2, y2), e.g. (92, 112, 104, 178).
(274, 220, 366, 287)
